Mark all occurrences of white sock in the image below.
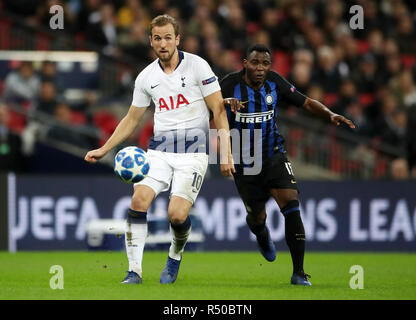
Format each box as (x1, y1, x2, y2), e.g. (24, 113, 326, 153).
(125, 220, 147, 277)
(168, 225, 191, 261)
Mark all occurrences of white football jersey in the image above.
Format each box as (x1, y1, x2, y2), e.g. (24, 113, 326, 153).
(131, 51, 221, 153)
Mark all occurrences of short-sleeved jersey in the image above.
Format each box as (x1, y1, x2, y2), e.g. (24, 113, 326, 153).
(220, 69, 306, 172)
(132, 50, 220, 153)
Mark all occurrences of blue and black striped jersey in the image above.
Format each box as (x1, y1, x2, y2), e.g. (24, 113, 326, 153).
(220, 69, 306, 172)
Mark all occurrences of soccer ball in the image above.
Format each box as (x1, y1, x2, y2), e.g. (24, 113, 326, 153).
(114, 146, 150, 184)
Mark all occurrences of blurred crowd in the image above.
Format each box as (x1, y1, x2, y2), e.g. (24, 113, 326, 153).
(1, 0, 416, 179)
(1, 59, 101, 151)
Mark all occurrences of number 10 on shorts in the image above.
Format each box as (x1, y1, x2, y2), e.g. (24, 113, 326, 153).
(192, 172, 203, 192)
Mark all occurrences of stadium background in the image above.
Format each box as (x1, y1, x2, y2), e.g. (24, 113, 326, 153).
(0, 0, 415, 256)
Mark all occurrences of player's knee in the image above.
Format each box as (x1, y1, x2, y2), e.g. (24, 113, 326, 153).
(131, 192, 152, 212)
(246, 206, 266, 224)
(169, 214, 187, 225)
(246, 212, 266, 227)
(167, 206, 187, 224)
(280, 199, 300, 215)
(257, 210, 267, 223)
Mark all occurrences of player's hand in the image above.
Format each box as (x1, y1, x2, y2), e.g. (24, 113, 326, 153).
(220, 154, 236, 177)
(84, 148, 107, 164)
(330, 113, 356, 129)
(224, 98, 245, 114)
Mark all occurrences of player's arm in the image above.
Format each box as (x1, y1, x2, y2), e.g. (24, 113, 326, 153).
(302, 98, 355, 129)
(84, 105, 147, 163)
(204, 90, 235, 177)
(272, 71, 355, 129)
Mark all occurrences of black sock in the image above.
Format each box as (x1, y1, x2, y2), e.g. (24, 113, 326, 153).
(281, 200, 305, 274)
(169, 216, 192, 260)
(170, 215, 192, 233)
(127, 208, 147, 224)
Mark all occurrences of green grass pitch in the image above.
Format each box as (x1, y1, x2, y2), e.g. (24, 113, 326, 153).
(0, 251, 415, 300)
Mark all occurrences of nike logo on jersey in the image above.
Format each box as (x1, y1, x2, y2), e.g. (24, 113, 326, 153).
(291, 180, 296, 184)
(151, 84, 160, 89)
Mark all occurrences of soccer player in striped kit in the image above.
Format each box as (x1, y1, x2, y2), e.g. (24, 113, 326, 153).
(85, 14, 234, 284)
(220, 44, 355, 285)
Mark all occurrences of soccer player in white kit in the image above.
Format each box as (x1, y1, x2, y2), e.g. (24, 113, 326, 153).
(85, 14, 235, 284)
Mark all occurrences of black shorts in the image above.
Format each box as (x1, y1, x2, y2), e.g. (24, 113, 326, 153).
(233, 152, 298, 215)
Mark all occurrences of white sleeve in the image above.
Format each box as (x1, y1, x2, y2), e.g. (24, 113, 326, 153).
(195, 57, 221, 98)
(131, 73, 151, 108)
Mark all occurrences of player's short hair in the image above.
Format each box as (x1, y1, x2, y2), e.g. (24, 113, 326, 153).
(150, 14, 180, 36)
(246, 44, 271, 59)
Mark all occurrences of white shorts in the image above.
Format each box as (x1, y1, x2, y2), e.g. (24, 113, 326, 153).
(135, 149, 209, 204)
